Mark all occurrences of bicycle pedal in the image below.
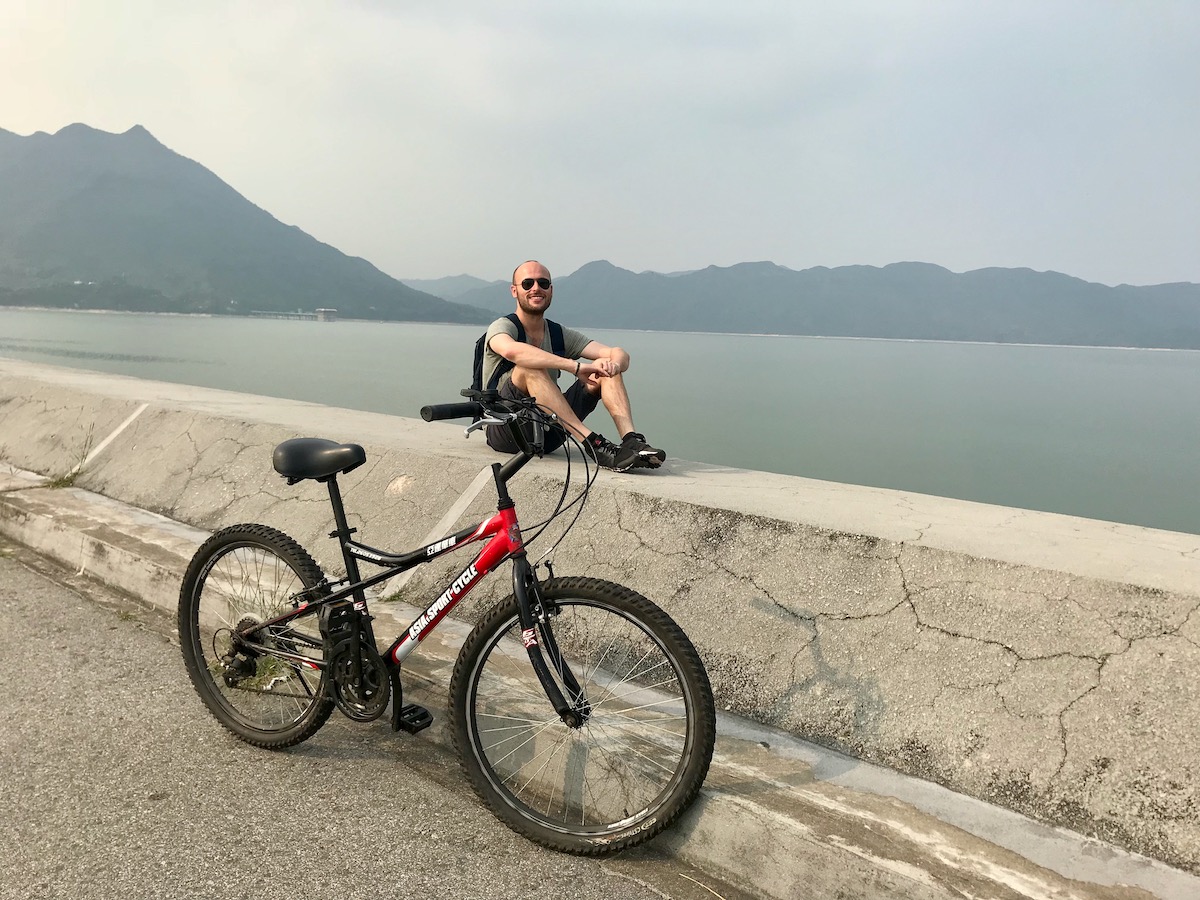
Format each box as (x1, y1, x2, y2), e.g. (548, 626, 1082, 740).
(393, 703, 433, 735)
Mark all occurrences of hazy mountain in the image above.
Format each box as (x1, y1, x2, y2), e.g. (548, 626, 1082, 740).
(447, 280, 516, 313)
(0, 124, 490, 323)
(400, 274, 504, 300)
(453, 259, 1200, 349)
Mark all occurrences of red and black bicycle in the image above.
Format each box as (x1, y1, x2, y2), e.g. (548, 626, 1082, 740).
(177, 392, 715, 854)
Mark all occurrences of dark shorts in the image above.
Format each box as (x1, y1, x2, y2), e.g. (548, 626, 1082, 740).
(486, 376, 600, 454)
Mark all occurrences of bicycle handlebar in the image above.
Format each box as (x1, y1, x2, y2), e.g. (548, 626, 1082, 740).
(422, 392, 546, 462)
(421, 402, 482, 422)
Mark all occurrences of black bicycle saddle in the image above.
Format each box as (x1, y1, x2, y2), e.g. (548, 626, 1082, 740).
(273, 438, 366, 484)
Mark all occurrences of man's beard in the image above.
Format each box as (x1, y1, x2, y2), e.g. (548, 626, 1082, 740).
(517, 295, 549, 315)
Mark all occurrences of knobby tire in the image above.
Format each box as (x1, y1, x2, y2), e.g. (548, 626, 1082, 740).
(178, 524, 334, 749)
(450, 576, 716, 854)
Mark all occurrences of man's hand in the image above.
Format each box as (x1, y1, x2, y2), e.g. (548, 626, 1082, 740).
(579, 358, 620, 381)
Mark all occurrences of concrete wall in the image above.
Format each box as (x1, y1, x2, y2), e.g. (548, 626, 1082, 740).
(2, 357, 1198, 872)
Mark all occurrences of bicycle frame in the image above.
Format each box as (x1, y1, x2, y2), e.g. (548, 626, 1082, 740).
(235, 455, 582, 723)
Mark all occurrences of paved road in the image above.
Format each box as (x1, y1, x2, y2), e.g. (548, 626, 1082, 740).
(0, 538, 753, 900)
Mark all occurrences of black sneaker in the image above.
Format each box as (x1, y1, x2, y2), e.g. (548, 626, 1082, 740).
(621, 432, 666, 467)
(585, 434, 639, 472)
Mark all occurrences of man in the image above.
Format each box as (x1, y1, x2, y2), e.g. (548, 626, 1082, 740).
(482, 260, 666, 471)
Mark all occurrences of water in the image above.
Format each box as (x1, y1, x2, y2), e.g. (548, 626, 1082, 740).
(2, 307, 1198, 535)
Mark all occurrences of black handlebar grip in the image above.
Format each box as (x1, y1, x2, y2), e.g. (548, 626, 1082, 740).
(421, 402, 482, 422)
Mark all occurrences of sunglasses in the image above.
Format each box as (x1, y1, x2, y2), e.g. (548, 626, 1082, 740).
(518, 277, 552, 291)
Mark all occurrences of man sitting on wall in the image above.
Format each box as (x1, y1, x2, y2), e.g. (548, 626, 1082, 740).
(480, 259, 666, 472)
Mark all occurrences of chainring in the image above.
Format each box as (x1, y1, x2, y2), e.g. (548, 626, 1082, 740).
(329, 639, 391, 722)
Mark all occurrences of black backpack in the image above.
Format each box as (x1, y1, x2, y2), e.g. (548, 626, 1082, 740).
(471, 313, 565, 392)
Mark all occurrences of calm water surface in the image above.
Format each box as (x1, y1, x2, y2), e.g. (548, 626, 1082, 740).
(2, 308, 1198, 535)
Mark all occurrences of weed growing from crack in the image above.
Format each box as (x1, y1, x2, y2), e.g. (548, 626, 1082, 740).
(47, 422, 95, 489)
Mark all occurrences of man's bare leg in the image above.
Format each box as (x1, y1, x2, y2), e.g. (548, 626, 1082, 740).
(513, 367, 639, 438)
(510, 367, 592, 440)
(592, 371, 664, 466)
(590, 372, 634, 438)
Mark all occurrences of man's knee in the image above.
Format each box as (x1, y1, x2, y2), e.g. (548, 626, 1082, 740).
(512, 365, 561, 395)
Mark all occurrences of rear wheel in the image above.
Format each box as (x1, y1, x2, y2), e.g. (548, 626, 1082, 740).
(450, 576, 715, 854)
(178, 524, 334, 748)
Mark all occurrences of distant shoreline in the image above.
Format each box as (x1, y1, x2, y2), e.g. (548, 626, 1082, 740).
(0, 305, 473, 327)
(2, 304, 1197, 353)
(0, 304, 215, 318)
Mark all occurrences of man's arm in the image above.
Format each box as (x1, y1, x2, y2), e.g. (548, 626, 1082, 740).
(490, 332, 580, 376)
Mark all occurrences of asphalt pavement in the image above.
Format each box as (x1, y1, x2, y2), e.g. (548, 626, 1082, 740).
(0, 538, 753, 900)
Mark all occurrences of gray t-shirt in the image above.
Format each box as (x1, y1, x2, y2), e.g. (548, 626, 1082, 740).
(482, 316, 590, 389)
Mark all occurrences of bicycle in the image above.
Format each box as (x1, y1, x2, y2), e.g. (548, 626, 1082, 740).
(177, 391, 716, 854)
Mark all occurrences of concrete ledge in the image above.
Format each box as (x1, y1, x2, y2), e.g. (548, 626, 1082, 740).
(1, 357, 1198, 876)
(3, 467, 1196, 898)
(0, 481, 208, 601)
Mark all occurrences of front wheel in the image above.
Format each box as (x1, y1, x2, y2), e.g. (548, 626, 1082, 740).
(450, 576, 716, 854)
(178, 524, 335, 749)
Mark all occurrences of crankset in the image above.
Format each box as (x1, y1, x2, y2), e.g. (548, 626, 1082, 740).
(329, 639, 391, 722)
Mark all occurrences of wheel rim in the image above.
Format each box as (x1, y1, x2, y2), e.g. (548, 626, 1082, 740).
(190, 543, 325, 733)
(466, 598, 696, 836)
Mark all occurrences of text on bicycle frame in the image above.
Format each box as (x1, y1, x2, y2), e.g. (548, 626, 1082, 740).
(408, 563, 479, 643)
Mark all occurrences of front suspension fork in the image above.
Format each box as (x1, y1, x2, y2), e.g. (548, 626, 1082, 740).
(512, 555, 590, 727)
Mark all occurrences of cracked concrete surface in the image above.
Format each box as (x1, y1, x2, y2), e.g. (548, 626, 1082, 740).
(1, 357, 1198, 876)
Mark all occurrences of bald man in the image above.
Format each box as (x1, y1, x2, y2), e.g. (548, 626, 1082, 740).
(480, 260, 665, 471)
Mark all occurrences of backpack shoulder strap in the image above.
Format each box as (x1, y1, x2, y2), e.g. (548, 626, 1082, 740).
(546, 319, 565, 357)
(505, 312, 526, 342)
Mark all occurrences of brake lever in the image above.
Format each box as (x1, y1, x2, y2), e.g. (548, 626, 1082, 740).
(465, 414, 509, 438)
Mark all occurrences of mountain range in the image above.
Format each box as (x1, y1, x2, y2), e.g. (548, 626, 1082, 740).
(407, 262, 1200, 349)
(3, 124, 1199, 348)
(0, 124, 486, 323)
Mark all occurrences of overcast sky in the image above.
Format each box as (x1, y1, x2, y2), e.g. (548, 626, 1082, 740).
(3, 1, 1198, 285)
